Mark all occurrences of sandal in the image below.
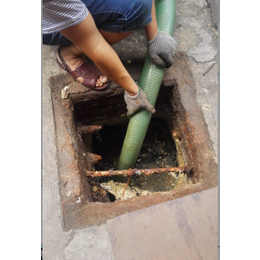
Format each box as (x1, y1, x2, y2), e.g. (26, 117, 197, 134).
(56, 46, 110, 90)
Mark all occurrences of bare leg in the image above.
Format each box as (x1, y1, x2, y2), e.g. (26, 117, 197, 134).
(99, 30, 133, 45)
(57, 30, 134, 86)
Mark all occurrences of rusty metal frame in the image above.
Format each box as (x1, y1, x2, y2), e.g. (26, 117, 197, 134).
(49, 53, 218, 230)
(85, 165, 192, 177)
(77, 125, 102, 135)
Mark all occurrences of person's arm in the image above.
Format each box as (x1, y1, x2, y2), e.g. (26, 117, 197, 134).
(144, 0, 158, 41)
(144, 0, 177, 68)
(59, 12, 155, 116)
(60, 12, 139, 95)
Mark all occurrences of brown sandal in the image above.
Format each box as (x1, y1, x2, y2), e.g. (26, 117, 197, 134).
(56, 46, 110, 90)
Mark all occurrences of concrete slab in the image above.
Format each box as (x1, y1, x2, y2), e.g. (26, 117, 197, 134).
(42, 46, 115, 259)
(174, 0, 218, 157)
(107, 187, 218, 260)
(65, 225, 115, 260)
(206, 0, 219, 29)
(42, 61, 71, 259)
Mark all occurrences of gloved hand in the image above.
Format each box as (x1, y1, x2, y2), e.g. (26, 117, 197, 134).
(124, 87, 156, 117)
(147, 31, 177, 68)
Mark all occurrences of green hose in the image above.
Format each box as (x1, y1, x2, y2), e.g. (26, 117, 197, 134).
(117, 0, 176, 170)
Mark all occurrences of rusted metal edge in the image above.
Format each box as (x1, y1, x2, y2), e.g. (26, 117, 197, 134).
(85, 165, 192, 177)
(77, 125, 102, 135)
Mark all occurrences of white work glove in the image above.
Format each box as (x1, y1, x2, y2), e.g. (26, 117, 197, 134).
(147, 31, 177, 68)
(124, 87, 156, 117)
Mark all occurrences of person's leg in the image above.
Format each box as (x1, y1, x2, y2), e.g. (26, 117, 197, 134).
(99, 31, 133, 45)
(45, 0, 152, 87)
(56, 30, 133, 87)
(43, 26, 133, 46)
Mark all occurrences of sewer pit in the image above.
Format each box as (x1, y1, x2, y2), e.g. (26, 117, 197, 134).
(50, 53, 218, 230)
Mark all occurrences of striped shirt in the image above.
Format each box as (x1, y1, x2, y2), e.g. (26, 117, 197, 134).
(42, 0, 89, 34)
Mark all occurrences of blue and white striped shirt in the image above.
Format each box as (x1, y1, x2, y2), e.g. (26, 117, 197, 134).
(42, 0, 89, 34)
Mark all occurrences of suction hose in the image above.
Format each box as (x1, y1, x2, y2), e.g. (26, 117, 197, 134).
(117, 0, 176, 170)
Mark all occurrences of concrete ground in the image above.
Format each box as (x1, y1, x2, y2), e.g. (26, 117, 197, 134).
(42, 0, 219, 259)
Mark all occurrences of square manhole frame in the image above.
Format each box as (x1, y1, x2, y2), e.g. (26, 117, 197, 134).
(49, 53, 218, 230)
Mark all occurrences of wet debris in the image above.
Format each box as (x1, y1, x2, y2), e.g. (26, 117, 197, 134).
(89, 177, 111, 202)
(100, 180, 151, 201)
(86, 118, 191, 202)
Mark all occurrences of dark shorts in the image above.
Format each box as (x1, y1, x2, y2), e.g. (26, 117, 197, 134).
(43, 0, 152, 45)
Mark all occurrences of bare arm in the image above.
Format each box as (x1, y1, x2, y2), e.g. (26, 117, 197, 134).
(144, 0, 176, 68)
(59, 13, 139, 95)
(144, 0, 159, 41)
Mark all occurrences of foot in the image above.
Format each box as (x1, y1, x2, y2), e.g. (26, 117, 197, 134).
(57, 44, 109, 88)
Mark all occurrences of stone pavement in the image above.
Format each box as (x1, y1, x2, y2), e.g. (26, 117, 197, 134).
(42, 0, 218, 259)
(107, 187, 218, 260)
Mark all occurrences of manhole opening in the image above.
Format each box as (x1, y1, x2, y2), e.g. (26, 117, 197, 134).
(73, 87, 189, 203)
(50, 53, 218, 229)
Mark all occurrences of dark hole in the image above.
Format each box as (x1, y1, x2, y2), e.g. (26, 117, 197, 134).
(108, 193, 116, 202)
(92, 124, 127, 171)
(92, 117, 177, 171)
(86, 117, 178, 202)
(74, 86, 180, 202)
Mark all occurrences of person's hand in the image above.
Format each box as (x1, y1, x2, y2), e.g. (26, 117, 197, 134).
(147, 31, 177, 68)
(124, 88, 156, 117)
